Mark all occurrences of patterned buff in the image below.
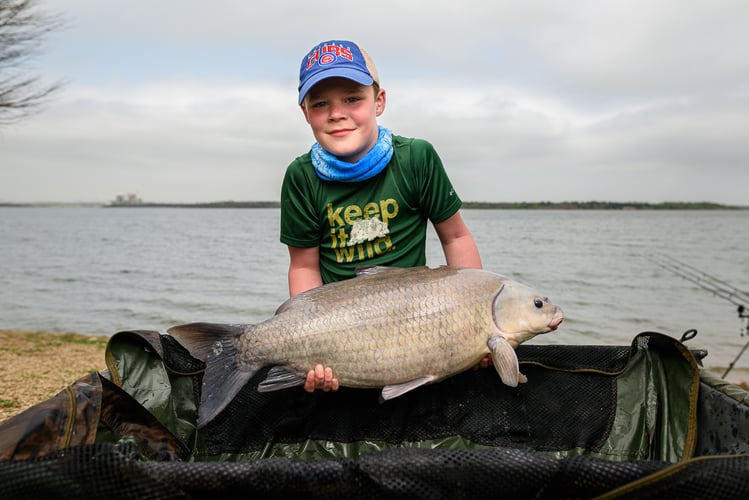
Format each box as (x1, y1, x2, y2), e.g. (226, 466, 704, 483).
(311, 126, 393, 182)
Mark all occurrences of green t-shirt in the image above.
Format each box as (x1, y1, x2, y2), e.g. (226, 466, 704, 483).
(280, 135, 462, 284)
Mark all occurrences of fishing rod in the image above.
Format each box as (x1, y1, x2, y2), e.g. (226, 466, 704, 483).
(648, 254, 749, 378)
(648, 254, 749, 307)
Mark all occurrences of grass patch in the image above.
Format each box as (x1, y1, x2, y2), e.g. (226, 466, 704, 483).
(17, 332, 109, 349)
(57, 333, 109, 347)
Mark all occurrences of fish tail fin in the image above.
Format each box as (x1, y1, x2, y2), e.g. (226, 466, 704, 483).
(168, 322, 255, 428)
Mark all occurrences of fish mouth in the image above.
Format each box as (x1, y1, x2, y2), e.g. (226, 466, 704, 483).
(548, 309, 565, 331)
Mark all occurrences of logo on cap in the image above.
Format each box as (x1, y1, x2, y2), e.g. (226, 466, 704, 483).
(306, 44, 354, 70)
(298, 40, 377, 105)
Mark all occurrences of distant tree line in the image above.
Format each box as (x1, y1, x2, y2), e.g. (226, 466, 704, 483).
(102, 200, 739, 210)
(105, 201, 283, 209)
(462, 201, 739, 210)
(6, 200, 740, 209)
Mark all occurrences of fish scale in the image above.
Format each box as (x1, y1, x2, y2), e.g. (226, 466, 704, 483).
(169, 265, 563, 427)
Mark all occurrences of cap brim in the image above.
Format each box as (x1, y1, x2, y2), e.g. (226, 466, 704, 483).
(298, 68, 374, 105)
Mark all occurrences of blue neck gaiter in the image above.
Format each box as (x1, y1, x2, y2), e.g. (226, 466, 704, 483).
(311, 126, 393, 182)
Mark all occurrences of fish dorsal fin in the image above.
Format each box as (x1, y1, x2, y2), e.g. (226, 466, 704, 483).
(257, 366, 307, 392)
(488, 335, 524, 387)
(355, 265, 416, 277)
(274, 267, 414, 315)
(381, 375, 436, 400)
(274, 297, 294, 315)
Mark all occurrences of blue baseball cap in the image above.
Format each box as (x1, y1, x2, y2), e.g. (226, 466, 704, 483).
(298, 40, 379, 105)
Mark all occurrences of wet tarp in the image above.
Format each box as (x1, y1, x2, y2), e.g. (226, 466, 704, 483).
(1, 331, 749, 499)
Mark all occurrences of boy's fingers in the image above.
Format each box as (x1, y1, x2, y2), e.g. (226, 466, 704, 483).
(305, 364, 339, 392)
(304, 369, 316, 392)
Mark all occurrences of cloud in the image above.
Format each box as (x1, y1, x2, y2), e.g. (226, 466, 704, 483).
(2, 0, 748, 204)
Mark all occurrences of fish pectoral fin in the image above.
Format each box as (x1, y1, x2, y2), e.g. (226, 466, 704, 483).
(488, 336, 523, 387)
(257, 366, 307, 392)
(381, 375, 437, 400)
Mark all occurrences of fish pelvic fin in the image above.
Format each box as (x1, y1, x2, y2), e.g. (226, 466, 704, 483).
(257, 366, 307, 392)
(381, 375, 437, 401)
(488, 335, 526, 387)
(168, 322, 255, 428)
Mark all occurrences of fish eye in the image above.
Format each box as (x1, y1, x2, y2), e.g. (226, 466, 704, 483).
(533, 298, 544, 309)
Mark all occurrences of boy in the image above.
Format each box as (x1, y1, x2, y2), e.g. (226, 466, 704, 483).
(280, 40, 482, 392)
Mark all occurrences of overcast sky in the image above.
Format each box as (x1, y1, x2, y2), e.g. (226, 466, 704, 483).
(1, 0, 748, 205)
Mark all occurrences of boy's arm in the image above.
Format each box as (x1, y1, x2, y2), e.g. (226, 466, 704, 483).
(434, 211, 483, 269)
(287, 245, 323, 296)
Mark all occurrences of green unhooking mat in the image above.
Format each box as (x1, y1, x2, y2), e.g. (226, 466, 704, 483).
(1, 330, 749, 498)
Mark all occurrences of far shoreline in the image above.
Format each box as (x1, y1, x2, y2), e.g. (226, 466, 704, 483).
(2, 200, 746, 210)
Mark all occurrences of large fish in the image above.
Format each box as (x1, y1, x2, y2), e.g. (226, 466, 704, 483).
(168, 266, 564, 427)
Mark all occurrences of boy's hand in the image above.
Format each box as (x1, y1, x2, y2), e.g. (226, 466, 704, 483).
(474, 354, 492, 370)
(304, 364, 340, 392)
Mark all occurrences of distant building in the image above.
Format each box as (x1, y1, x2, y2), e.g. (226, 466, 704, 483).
(109, 193, 143, 206)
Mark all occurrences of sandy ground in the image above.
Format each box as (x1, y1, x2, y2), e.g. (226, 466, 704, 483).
(0, 329, 108, 423)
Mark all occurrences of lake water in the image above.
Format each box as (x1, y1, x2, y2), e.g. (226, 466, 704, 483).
(1, 207, 747, 379)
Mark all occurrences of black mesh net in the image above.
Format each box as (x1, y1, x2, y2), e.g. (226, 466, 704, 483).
(202, 362, 618, 455)
(192, 338, 630, 456)
(3, 442, 749, 499)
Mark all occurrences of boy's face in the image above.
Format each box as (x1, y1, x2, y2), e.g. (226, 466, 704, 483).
(301, 77, 386, 163)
